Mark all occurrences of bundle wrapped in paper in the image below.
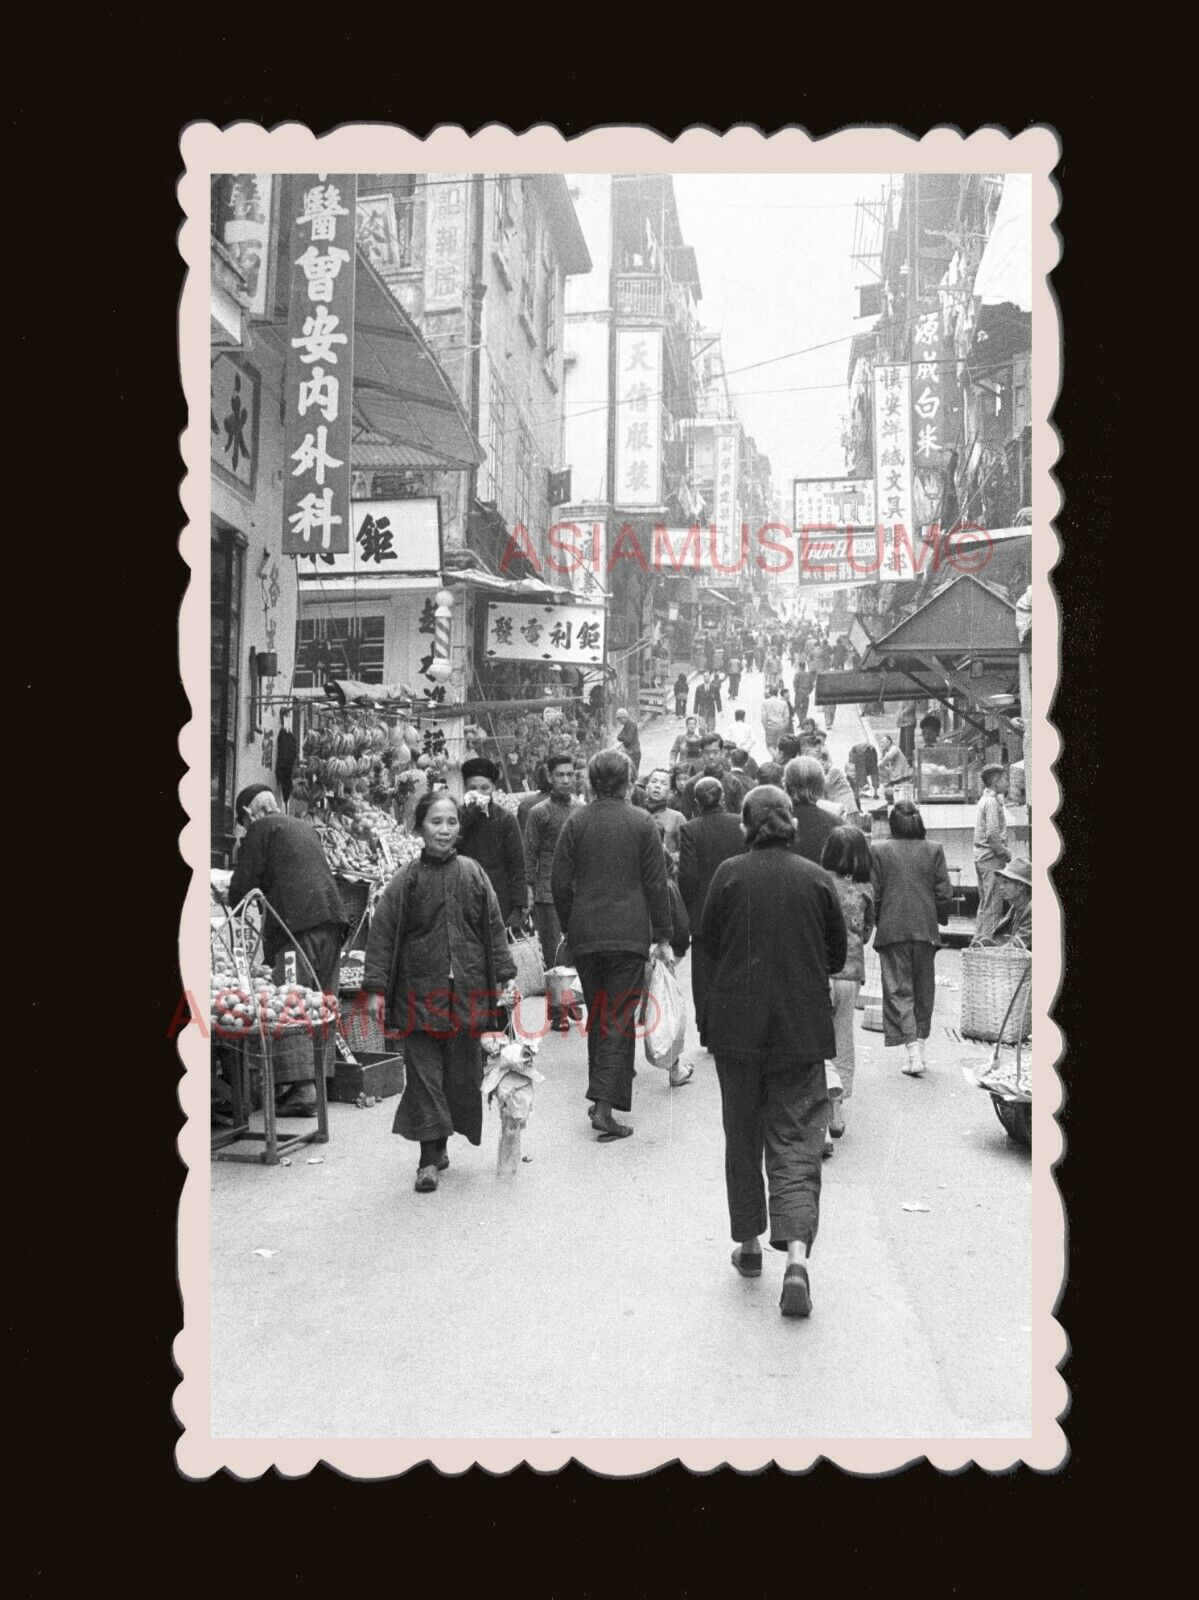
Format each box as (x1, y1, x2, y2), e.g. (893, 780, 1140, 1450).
(482, 1036, 544, 1130)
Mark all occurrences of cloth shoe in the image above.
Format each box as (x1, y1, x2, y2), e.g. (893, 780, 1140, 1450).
(902, 1041, 924, 1077)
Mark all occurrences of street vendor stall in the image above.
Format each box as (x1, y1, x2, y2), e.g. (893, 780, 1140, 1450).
(817, 561, 1031, 935)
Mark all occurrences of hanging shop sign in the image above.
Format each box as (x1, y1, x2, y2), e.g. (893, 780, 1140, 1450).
(211, 355, 260, 496)
(910, 306, 962, 471)
(282, 173, 357, 558)
(424, 175, 467, 310)
(356, 192, 405, 275)
(711, 429, 740, 567)
(297, 498, 442, 578)
(873, 363, 915, 581)
(792, 476, 877, 588)
(615, 329, 662, 507)
(212, 174, 274, 316)
(484, 601, 606, 665)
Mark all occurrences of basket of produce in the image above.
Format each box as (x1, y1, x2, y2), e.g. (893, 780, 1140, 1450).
(960, 941, 1031, 1044)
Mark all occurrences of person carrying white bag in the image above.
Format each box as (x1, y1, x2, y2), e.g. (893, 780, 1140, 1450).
(640, 871, 692, 1087)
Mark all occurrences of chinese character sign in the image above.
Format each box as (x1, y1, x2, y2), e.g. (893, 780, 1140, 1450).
(214, 175, 274, 316)
(282, 174, 357, 557)
(792, 477, 877, 586)
(873, 364, 914, 580)
(712, 430, 740, 565)
(295, 499, 442, 577)
(211, 356, 260, 494)
(910, 306, 962, 470)
(615, 330, 662, 507)
(424, 176, 466, 310)
(484, 602, 606, 665)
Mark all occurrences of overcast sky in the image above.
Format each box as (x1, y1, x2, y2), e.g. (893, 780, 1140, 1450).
(672, 173, 889, 496)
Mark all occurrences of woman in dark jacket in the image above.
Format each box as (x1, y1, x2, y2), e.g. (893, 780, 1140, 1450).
(364, 792, 516, 1194)
(701, 786, 848, 1319)
(677, 777, 744, 1055)
(870, 800, 953, 1078)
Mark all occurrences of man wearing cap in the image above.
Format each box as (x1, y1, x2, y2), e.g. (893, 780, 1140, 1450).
(992, 854, 1032, 946)
(973, 763, 1012, 939)
(228, 783, 349, 1116)
(614, 707, 642, 779)
(455, 757, 529, 933)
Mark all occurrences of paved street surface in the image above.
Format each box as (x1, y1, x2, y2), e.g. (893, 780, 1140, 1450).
(211, 666, 1031, 1440)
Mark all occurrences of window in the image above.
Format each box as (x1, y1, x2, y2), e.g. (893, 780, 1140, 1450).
(515, 422, 534, 532)
(211, 523, 245, 866)
(486, 369, 506, 504)
(541, 245, 559, 360)
(293, 615, 386, 689)
(520, 184, 537, 323)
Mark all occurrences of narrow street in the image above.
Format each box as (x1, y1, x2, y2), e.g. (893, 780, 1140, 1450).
(211, 666, 1031, 1441)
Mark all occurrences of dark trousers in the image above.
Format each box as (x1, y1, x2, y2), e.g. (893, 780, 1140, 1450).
(714, 1057, 828, 1251)
(533, 901, 565, 972)
(727, 672, 741, 699)
(573, 949, 649, 1112)
(393, 1028, 485, 1146)
(271, 921, 343, 1082)
(878, 941, 937, 1045)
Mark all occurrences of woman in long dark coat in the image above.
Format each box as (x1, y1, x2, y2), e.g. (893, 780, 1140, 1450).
(870, 799, 953, 1079)
(677, 777, 744, 1055)
(701, 786, 848, 1319)
(364, 792, 516, 1194)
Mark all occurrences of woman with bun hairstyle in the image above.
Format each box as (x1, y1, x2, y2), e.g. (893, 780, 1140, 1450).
(700, 786, 847, 1319)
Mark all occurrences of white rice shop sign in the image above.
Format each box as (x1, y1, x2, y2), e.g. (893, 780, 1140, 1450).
(484, 602, 605, 665)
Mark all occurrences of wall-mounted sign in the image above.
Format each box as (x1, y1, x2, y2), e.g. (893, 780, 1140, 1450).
(712, 429, 740, 566)
(296, 498, 442, 577)
(910, 305, 962, 470)
(356, 192, 404, 275)
(424, 175, 467, 310)
(484, 601, 606, 665)
(615, 329, 662, 507)
(282, 174, 358, 557)
(213, 175, 274, 315)
(873, 363, 914, 580)
(211, 356, 260, 495)
(792, 476, 877, 586)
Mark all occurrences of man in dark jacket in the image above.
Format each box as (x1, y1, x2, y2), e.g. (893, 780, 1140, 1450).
(614, 707, 642, 780)
(783, 756, 840, 864)
(693, 676, 717, 733)
(678, 778, 745, 1052)
(517, 764, 551, 833)
(455, 757, 528, 931)
(228, 783, 349, 1115)
(551, 748, 673, 1140)
(524, 754, 579, 1031)
(680, 733, 743, 819)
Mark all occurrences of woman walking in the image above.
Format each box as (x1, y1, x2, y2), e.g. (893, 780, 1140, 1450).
(677, 777, 745, 1060)
(701, 787, 848, 1318)
(363, 792, 516, 1193)
(870, 800, 953, 1077)
(819, 826, 876, 1145)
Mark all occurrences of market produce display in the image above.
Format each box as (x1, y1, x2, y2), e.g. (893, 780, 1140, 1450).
(308, 798, 420, 883)
(291, 710, 424, 810)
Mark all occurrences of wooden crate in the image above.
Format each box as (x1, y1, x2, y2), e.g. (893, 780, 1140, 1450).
(331, 1049, 406, 1103)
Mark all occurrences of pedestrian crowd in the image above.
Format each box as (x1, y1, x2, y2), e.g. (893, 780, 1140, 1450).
(224, 613, 1029, 1323)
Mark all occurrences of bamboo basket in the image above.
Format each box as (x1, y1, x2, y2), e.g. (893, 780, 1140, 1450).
(960, 941, 1032, 1043)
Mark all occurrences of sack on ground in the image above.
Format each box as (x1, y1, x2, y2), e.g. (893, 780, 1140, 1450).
(641, 955, 687, 1070)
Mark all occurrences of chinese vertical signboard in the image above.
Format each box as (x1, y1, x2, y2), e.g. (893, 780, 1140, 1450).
(211, 356, 260, 495)
(873, 364, 914, 580)
(615, 329, 662, 507)
(713, 429, 740, 564)
(910, 306, 961, 470)
(282, 174, 357, 557)
(484, 602, 606, 665)
(213, 175, 274, 316)
(424, 176, 467, 310)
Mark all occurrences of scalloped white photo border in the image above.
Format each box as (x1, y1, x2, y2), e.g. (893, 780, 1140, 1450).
(177, 121, 1064, 1478)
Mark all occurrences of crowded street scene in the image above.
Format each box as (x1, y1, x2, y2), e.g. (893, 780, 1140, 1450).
(203, 161, 1035, 1441)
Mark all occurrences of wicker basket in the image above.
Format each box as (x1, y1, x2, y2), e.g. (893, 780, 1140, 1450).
(507, 928, 546, 997)
(960, 944, 1031, 1043)
(338, 988, 390, 1055)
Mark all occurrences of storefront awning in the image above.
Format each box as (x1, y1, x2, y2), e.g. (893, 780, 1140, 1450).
(700, 587, 736, 605)
(351, 250, 484, 471)
(446, 569, 566, 599)
(862, 573, 1020, 666)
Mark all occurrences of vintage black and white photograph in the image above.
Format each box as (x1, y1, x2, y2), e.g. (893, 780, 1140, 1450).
(178, 125, 1061, 1474)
